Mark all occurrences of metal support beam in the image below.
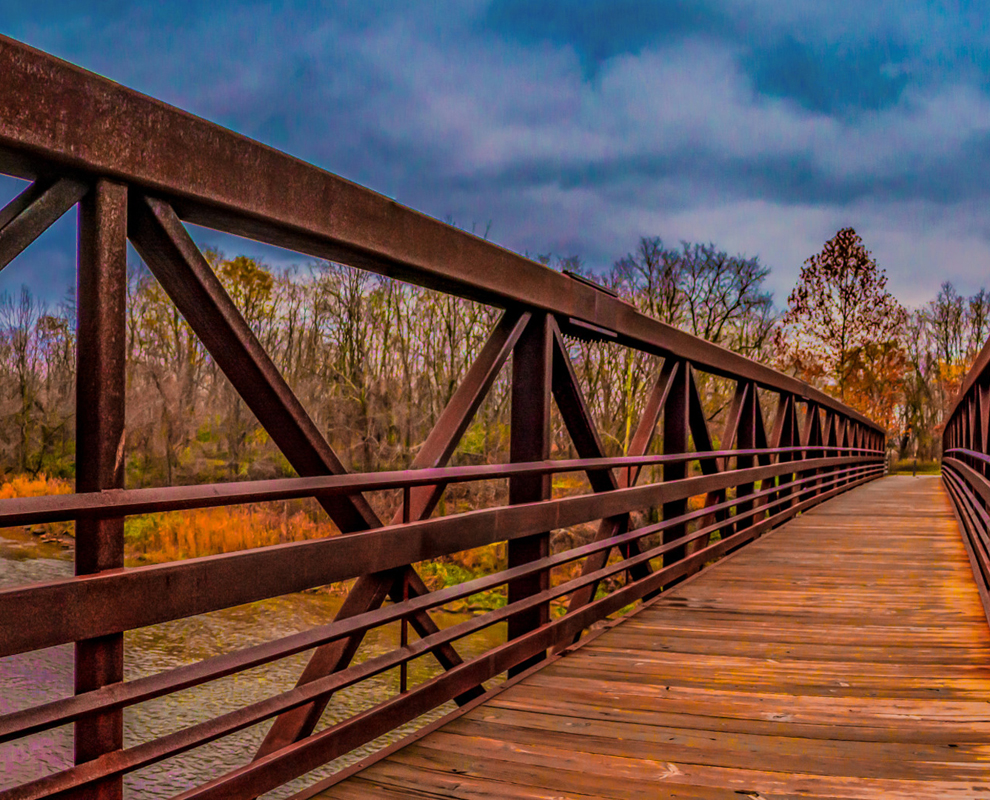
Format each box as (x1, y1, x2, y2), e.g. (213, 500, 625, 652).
(0, 177, 87, 271)
(735, 381, 758, 520)
(74, 179, 127, 800)
(252, 311, 527, 759)
(557, 357, 676, 637)
(507, 313, 553, 674)
(662, 359, 690, 567)
(128, 194, 379, 532)
(686, 366, 726, 553)
(548, 324, 651, 629)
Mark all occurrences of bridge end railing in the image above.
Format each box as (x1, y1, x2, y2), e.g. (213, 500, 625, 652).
(941, 344, 990, 623)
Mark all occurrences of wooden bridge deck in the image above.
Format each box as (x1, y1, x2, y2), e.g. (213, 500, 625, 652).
(318, 476, 990, 799)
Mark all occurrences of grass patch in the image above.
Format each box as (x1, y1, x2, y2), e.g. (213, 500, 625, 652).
(891, 459, 940, 475)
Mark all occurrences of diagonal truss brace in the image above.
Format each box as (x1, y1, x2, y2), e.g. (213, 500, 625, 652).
(554, 342, 679, 636)
(252, 309, 529, 757)
(550, 322, 647, 575)
(0, 177, 88, 271)
(127, 196, 529, 758)
(690, 372, 747, 550)
(129, 194, 380, 531)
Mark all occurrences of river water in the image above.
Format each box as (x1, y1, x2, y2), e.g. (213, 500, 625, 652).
(0, 529, 504, 797)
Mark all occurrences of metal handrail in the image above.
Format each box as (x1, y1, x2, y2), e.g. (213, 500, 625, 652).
(0, 34, 887, 800)
(0, 445, 880, 528)
(941, 363, 990, 624)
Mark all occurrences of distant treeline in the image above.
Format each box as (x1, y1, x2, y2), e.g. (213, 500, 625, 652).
(0, 234, 979, 485)
(900, 282, 990, 460)
(0, 239, 774, 486)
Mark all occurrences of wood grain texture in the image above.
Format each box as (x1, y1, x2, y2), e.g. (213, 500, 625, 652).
(318, 476, 990, 799)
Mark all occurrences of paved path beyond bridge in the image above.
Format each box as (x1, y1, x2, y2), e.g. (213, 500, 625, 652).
(319, 476, 990, 799)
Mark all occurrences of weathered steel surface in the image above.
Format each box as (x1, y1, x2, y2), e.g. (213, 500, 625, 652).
(73, 178, 127, 800)
(506, 313, 553, 673)
(942, 333, 990, 622)
(661, 360, 690, 562)
(0, 177, 87, 270)
(0, 455, 878, 658)
(0, 34, 893, 800)
(253, 312, 528, 759)
(317, 477, 990, 799)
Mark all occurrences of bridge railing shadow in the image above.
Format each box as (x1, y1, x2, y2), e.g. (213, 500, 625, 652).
(0, 36, 886, 800)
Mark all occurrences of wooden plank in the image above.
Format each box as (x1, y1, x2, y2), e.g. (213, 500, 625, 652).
(586, 636, 990, 664)
(317, 476, 990, 799)
(375, 751, 745, 799)
(485, 686, 990, 742)
(422, 720, 989, 779)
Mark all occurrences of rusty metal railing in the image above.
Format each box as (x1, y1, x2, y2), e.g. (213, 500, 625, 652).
(0, 36, 886, 800)
(942, 341, 990, 623)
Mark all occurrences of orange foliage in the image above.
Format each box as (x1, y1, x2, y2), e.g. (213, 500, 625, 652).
(0, 473, 72, 500)
(0, 473, 74, 541)
(127, 503, 337, 563)
(840, 341, 908, 433)
(0, 474, 339, 563)
(935, 358, 970, 408)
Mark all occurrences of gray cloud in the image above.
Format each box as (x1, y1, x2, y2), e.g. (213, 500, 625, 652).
(744, 36, 912, 115)
(482, 0, 727, 71)
(2, 1, 990, 310)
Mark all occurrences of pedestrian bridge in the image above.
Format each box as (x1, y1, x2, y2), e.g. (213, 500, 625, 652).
(1, 35, 989, 800)
(321, 476, 990, 799)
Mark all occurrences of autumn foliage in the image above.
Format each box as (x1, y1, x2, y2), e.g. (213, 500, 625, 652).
(0, 227, 985, 568)
(774, 228, 907, 430)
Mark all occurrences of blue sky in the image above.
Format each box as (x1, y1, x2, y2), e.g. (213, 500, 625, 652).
(2, 0, 990, 307)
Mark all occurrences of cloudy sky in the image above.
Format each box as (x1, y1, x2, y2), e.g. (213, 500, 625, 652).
(2, 0, 989, 308)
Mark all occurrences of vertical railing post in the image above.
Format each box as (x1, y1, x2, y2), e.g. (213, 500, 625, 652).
(865, 426, 871, 473)
(507, 312, 552, 675)
(965, 397, 973, 456)
(974, 393, 981, 477)
(790, 399, 805, 498)
(800, 402, 822, 499)
(968, 393, 976, 483)
(814, 405, 826, 495)
(662, 359, 690, 569)
(821, 409, 835, 494)
(979, 381, 989, 503)
(850, 419, 861, 486)
(736, 381, 757, 521)
(979, 379, 990, 483)
(855, 423, 864, 476)
(767, 393, 788, 510)
(837, 416, 850, 489)
(74, 179, 127, 800)
(781, 394, 799, 506)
